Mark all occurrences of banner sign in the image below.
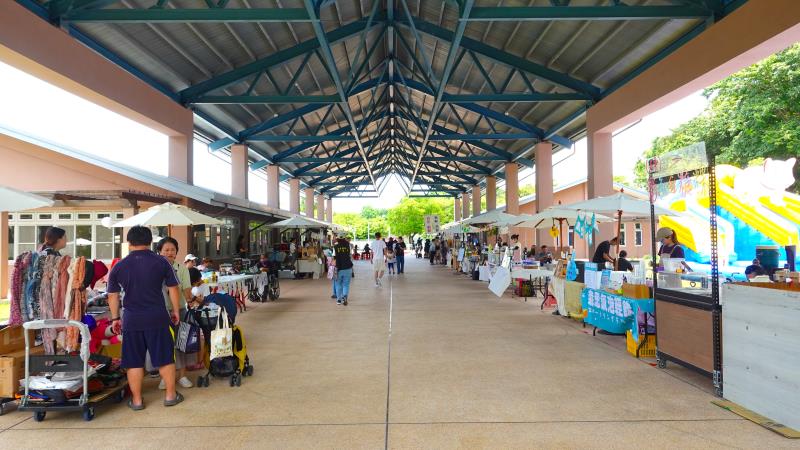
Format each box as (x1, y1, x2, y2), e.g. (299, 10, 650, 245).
(424, 214, 441, 234)
(581, 288, 654, 340)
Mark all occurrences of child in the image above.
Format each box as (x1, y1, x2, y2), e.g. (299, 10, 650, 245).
(386, 248, 397, 274)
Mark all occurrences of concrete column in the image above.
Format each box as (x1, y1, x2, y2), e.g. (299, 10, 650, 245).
(485, 176, 497, 211)
(266, 164, 280, 209)
(462, 191, 471, 218)
(230, 144, 248, 199)
(325, 198, 333, 223)
(168, 135, 192, 184)
(454, 197, 462, 222)
(535, 141, 554, 245)
(0, 211, 8, 299)
(505, 162, 519, 215)
(316, 194, 325, 221)
(587, 132, 614, 200)
(472, 185, 481, 216)
(289, 178, 300, 214)
(304, 188, 315, 217)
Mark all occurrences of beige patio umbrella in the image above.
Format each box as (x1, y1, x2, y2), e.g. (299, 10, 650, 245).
(112, 202, 223, 236)
(513, 207, 614, 247)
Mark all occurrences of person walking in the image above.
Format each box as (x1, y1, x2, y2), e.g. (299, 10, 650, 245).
(371, 232, 387, 287)
(333, 234, 353, 305)
(386, 246, 396, 275)
(108, 226, 184, 411)
(396, 237, 407, 273)
(429, 238, 437, 265)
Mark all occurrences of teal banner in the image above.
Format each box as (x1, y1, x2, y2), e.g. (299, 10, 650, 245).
(581, 288, 654, 340)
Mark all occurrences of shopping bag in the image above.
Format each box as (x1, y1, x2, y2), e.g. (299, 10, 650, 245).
(209, 307, 233, 360)
(176, 311, 200, 354)
(488, 266, 511, 297)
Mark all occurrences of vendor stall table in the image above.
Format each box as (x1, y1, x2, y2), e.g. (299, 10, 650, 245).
(581, 288, 654, 355)
(549, 277, 585, 317)
(296, 259, 323, 279)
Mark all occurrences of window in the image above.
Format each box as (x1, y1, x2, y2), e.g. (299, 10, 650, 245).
(77, 213, 91, 220)
(619, 224, 627, 246)
(115, 213, 124, 219)
(568, 226, 575, 247)
(38, 214, 52, 220)
(96, 213, 111, 219)
(635, 223, 643, 247)
(58, 213, 72, 220)
(95, 224, 114, 260)
(17, 225, 37, 255)
(19, 214, 33, 220)
(75, 225, 92, 258)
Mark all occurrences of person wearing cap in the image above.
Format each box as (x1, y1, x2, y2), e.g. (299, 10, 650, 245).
(183, 254, 197, 269)
(744, 258, 767, 279)
(592, 236, 619, 266)
(656, 227, 692, 271)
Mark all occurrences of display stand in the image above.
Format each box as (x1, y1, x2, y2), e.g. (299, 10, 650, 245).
(648, 143, 723, 395)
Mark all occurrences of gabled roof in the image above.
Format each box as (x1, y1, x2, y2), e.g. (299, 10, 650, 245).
(20, 0, 746, 198)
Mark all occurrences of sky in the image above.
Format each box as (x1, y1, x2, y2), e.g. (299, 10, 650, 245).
(0, 59, 709, 215)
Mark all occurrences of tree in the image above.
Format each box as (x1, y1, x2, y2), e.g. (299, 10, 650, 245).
(519, 184, 536, 197)
(634, 43, 800, 192)
(386, 197, 453, 237)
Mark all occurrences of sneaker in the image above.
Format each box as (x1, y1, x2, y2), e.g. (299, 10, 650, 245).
(343, 296, 348, 306)
(178, 376, 193, 388)
(337, 299, 342, 305)
(158, 379, 166, 390)
(375, 282, 380, 287)
(330, 295, 336, 299)
(149, 371, 160, 378)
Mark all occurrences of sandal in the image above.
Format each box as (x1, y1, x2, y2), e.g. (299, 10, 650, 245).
(164, 391, 184, 407)
(127, 399, 145, 411)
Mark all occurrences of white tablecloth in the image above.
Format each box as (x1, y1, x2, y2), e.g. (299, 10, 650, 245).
(202, 274, 255, 295)
(296, 259, 323, 278)
(510, 268, 554, 280)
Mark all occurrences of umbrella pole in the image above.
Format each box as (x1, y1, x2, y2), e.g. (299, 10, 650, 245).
(559, 218, 564, 250)
(168, 224, 173, 237)
(614, 210, 622, 270)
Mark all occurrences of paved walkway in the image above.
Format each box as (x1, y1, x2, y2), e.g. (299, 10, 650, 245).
(1, 256, 796, 449)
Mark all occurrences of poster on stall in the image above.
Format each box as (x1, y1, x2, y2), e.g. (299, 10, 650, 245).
(424, 215, 441, 234)
(581, 288, 654, 340)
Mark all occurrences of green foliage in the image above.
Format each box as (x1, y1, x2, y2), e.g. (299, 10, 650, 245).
(333, 207, 389, 240)
(634, 43, 800, 192)
(386, 197, 453, 237)
(519, 184, 536, 197)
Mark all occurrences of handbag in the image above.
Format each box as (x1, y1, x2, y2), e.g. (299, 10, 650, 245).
(176, 310, 201, 354)
(209, 307, 233, 360)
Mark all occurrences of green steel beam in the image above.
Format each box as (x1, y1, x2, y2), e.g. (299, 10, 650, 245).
(192, 94, 340, 104)
(442, 92, 591, 102)
(247, 135, 355, 142)
(179, 17, 381, 102)
(467, 5, 709, 21)
(63, 8, 311, 23)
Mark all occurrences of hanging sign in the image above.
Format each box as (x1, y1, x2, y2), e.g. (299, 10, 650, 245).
(424, 215, 441, 234)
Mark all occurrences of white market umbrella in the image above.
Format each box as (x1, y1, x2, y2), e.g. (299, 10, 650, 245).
(75, 238, 92, 246)
(112, 203, 223, 235)
(0, 186, 53, 211)
(268, 215, 328, 229)
(463, 209, 519, 226)
(563, 193, 676, 267)
(513, 207, 614, 247)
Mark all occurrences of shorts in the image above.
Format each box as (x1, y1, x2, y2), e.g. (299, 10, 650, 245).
(122, 327, 175, 369)
(373, 258, 386, 272)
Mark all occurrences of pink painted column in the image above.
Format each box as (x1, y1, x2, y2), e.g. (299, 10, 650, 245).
(485, 176, 497, 211)
(289, 178, 300, 214)
(535, 141, 554, 244)
(454, 197, 462, 222)
(266, 164, 280, 209)
(304, 188, 315, 217)
(472, 185, 481, 216)
(588, 131, 615, 239)
(462, 191, 471, 218)
(230, 144, 248, 199)
(0, 211, 8, 299)
(325, 198, 333, 223)
(505, 162, 519, 215)
(168, 135, 192, 184)
(316, 194, 325, 221)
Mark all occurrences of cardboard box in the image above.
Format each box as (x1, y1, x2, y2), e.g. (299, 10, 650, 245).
(622, 283, 651, 299)
(0, 346, 45, 398)
(0, 325, 36, 354)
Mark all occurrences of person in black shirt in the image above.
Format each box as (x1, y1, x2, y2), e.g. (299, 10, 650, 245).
(617, 250, 634, 272)
(333, 235, 353, 305)
(396, 237, 407, 273)
(591, 236, 618, 267)
(744, 258, 766, 279)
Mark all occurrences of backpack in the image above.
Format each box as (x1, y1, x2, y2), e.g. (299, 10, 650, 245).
(232, 325, 249, 372)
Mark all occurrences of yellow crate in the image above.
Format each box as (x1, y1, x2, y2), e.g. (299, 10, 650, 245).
(626, 330, 656, 358)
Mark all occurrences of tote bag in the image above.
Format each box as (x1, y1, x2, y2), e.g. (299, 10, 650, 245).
(176, 310, 201, 353)
(210, 307, 233, 360)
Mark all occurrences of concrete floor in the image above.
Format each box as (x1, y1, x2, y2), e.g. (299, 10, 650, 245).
(1, 256, 797, 449)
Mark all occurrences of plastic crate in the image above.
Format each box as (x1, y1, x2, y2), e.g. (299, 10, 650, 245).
(626, 330, 656, 358)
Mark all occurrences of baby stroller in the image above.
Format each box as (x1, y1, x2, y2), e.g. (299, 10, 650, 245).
(191, 305, 253, 388)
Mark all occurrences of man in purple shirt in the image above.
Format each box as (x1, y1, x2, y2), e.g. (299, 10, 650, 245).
(108, 226, 183, 410)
